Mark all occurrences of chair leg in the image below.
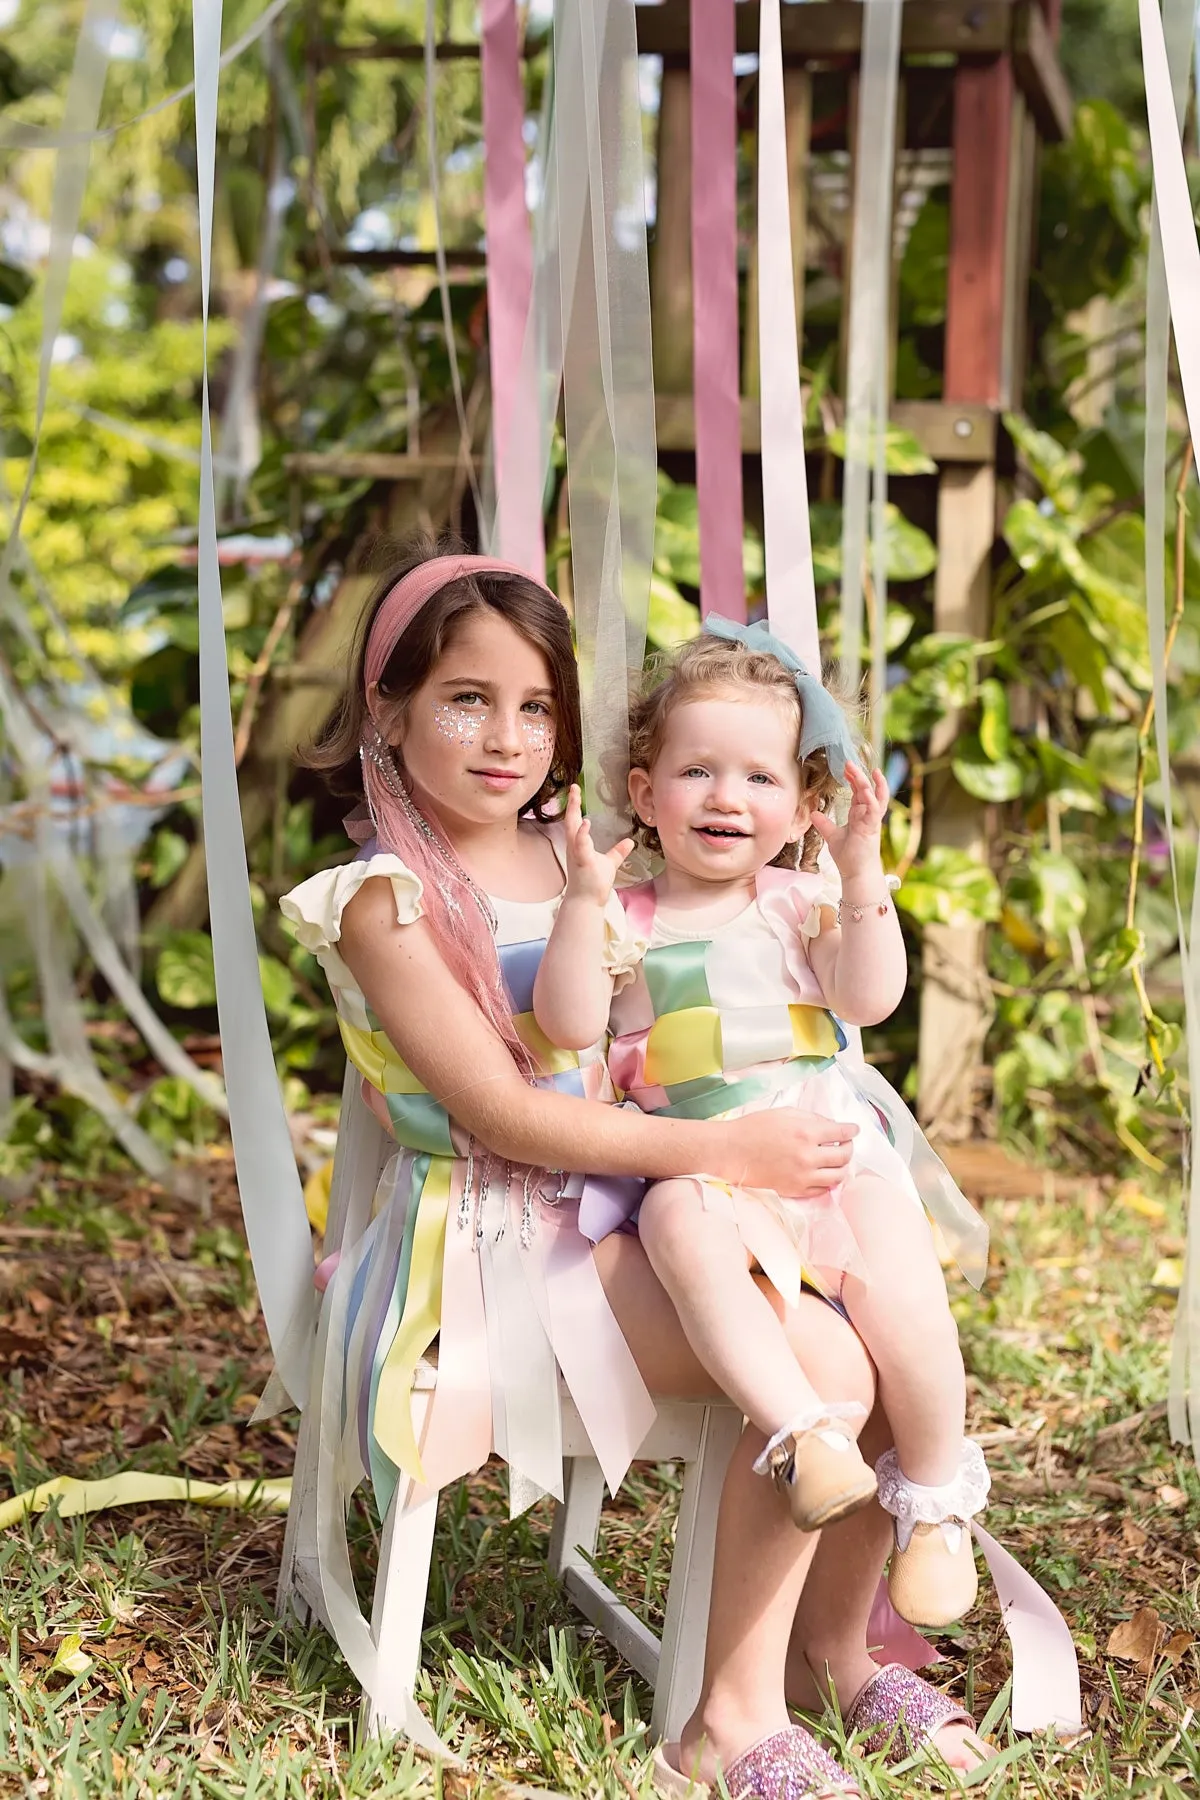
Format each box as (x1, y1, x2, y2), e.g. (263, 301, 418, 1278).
(651, 1406, 742, 1744)
(549, 1455, 607, 1580)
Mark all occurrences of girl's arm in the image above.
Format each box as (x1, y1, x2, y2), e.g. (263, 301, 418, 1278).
(532, 785, 633, 1050)
(806, 763, 907, 1027)
(339, 876, 859, 1196)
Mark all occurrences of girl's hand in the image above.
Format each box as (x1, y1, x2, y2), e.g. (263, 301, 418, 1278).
(562, 785, 634, 906)
(808, 761, 889, 880)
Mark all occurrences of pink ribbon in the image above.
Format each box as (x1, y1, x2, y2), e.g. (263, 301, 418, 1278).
(480, 0, 544, 579)
(757, 0, 820, 669)
(974, 1524, 1082, 1734)
(690, 0, 745, 620)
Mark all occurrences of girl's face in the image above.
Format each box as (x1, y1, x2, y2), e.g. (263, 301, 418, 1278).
(628, 690, 809, 890)
(393, 609, 558, 833)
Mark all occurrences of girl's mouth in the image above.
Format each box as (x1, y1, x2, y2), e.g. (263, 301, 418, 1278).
(696, 825, 749, 841)
(472, 768, 524, 790)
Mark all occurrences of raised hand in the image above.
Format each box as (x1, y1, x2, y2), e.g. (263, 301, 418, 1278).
(562, 784, 635, 906)
(807, 761, 889, 880)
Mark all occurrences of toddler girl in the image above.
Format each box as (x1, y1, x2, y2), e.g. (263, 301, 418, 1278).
(533, 618, 991, 1629)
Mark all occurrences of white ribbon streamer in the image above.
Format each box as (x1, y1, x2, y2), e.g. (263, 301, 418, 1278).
(757, 0, 819, 670)
(839, 0, 902, 720)
(1139, 0, 1200, 1454)
(192, 0, 316, 1408)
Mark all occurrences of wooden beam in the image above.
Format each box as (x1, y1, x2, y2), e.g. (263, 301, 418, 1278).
(634, 2, 1014, 60)
(654, 394, 998, 466)
(1012, 1, 1072, 141)
(284, 451, 478, 479)
(298, 247, 486, 272)
(944, 58, 1015, 407)
(651, 67, 694, 393)
(916, 465, 999, 1137)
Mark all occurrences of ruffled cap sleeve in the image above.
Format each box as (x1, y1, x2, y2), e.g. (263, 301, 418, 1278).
(602, 890, 648, 993)
(280, 855, 423, 990)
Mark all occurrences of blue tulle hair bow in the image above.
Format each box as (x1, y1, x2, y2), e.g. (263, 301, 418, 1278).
(702, 614, 858, 784)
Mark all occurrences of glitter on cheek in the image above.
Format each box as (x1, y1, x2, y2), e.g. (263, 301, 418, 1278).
(433, 704, 481, 746)
(521, 715, 553, 758)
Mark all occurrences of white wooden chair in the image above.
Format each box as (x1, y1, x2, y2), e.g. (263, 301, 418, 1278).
(277, 1066, 742, 1742)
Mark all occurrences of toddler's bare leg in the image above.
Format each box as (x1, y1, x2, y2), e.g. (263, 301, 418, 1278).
(637, 1180, 824, 1433)
(836, 1175, 965, 1486)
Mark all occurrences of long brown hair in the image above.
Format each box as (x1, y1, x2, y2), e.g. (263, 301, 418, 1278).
(303, 532, 582, 819)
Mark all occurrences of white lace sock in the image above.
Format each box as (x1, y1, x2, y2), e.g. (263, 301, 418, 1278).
(751, 1401, 868, 1476)
(875, 1439, 990, 1550)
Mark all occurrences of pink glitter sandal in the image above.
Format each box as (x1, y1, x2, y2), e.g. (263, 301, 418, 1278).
(651, 1724, 857, 1798)
(843, 1664, 985, 1764)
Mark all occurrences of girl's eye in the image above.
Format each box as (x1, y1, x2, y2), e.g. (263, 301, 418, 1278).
(451, 691, 486, 707)
(521, 700, 552, 717)
(681, 766, 708, 779)
(748, 772, 775, 786)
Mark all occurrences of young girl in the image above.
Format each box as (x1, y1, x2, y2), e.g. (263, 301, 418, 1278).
(533, 620, 991, 1631)
(282, 545, 994, 1786)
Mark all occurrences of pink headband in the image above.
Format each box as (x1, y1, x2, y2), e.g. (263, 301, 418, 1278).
(363, 554, 559, 705)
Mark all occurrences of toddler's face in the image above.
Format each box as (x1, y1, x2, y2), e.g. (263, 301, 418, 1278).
(392, 610, 557, 831)
(628, 692, 809, 888)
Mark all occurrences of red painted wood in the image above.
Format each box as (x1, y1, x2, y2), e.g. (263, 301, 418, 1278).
(1040, 0, 1063, 41)
(944, 58, 1015, 406)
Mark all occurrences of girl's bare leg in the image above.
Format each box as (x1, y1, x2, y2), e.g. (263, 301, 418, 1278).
(837, 1176, 966, 1485)
(637, 1181, 827, 1434)
(593, 1229, 875, 1781)
(786, 1405, 989, 1771)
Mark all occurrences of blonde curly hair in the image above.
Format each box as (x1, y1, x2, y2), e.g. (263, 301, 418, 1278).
(621, 633, 866, 873)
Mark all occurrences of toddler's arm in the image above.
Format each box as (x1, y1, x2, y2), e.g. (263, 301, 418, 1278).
(806, 762, 906, 1027)
(532, 786, 634, 1050)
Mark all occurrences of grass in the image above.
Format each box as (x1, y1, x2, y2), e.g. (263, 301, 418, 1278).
(0, 1159, 1197, 1797)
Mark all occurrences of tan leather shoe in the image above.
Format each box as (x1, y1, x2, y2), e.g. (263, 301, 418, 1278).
(887, 1520, 979, 1627)
(766, 1419, 878, 1532)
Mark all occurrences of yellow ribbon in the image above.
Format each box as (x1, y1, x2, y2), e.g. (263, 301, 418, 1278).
(0, 1472, 291, 1532)
(373, 1158, 451, 1483)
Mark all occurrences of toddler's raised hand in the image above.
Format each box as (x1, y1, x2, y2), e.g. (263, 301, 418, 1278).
(562, 785, 634, 906)
(809, 762, 889, 880)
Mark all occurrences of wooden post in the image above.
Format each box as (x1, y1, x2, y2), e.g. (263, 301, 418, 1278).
(652, 66, 695, 393)
(916, 57, 1015, 1138)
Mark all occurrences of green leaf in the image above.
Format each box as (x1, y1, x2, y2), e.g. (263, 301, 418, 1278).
(806, 502, 937, 585)
(1086, 724, 1140, 797)
(953, 736, 1026, 802)
(646, 574, 701, 648)
(1003, 413, 1083, 510)
(1008, 851, 1089, 944)
(1047, 613, 1109, 712)
(155, 932, 217, 1009)
(1032, 741, 1104, 813)
(1090, 927, 1145, 987)
(258, 955, 298, 1018)
(895, 847, 1001, 926)
(977, 679, 1011, 760)
(148, 829, 189, 890)
(826, 423, 936, 476)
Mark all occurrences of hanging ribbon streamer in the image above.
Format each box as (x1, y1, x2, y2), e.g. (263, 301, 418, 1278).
(480, 0, 545, 578)
(424, 0, 487, 528)
(839, 0, 902, 739)
(1138, 0, 1200, 1455)
(192, 0, 316, 1409)
(756, 0, 818, 671)
(0, 0, 293, 150)
(554, 0, 656, 847)
(690, 0, 744, 619)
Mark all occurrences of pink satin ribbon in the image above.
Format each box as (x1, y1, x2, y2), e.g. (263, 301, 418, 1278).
(480, 0, 545, 579)
(757, 0, 820, 668)
(690, 0, 745, 620)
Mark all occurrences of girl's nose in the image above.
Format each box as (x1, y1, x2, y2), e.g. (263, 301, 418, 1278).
(482, 706, 522, 754)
